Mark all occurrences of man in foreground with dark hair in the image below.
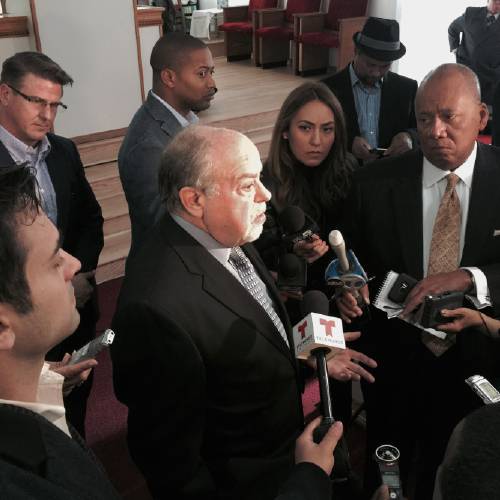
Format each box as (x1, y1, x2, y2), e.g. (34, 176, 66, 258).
(0, 165, 119, 499)
(322, 17, 417, 163)
(0, 51, 104, 437)
(433, 402, 500, 500)
(119, 32, 217, 256)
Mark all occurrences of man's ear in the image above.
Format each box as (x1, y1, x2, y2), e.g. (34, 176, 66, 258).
(160, 68, 176, 89)
(0, 83, 12, 106)
(478, 102, 490, 131)
(0, 306, 16, 352)
(178, 186, 205, 218)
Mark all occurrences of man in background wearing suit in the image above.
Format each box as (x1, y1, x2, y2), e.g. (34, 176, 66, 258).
(449, 0, 500, 107)
(0, 52, 103, 437)
(337, 63, 500, 499)
(119, 32, 217, 257)
(111, 125, 377, 500)
(322, 17, 417, 164)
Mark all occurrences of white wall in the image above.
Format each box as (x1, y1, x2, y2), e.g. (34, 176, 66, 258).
(366, 0, 487, 83)
(367, 0, 398, 19)
(398, 0, 485, 84)
(33, 0, 143, 138)
(140, 24, 162, 95)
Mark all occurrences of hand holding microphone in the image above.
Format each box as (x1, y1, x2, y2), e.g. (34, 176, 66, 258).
(279, 206, 327, 263)
(325, 230, 370, 324)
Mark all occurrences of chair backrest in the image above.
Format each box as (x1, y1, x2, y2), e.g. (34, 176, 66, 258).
(326, 0, 368, 30)
(285, 0, 321, 23)
(248, 0, 278, 20)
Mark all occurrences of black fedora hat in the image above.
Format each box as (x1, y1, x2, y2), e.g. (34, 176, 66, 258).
(353, 17, 406, 62)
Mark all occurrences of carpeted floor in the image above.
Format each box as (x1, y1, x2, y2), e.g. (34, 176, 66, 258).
(86, 278, 366, 499)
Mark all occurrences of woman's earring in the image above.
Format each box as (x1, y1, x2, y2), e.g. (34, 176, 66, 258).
(282, 133, 288, 140)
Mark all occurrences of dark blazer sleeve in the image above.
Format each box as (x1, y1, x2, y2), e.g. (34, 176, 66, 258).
(111, 301, 217, 499)
(47, 135, 103, 271)
(275, 463, 332, 500)
(449, 14, 465, 51)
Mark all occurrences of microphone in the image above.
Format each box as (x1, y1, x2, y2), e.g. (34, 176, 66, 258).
(279, 206, 319, 247)
(277, 253, 307, 295)
(325, 230, 367, 291)
(325, 230, 370, 324)
(293, 290, 351, 481)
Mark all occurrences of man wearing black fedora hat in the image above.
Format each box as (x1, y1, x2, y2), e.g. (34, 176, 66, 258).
(322, 17, 417, 164)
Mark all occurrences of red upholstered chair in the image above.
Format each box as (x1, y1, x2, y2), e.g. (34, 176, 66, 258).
(295, 0, 368, 75)
(218, 0, 278, 62)
(254, 0, 321, 69)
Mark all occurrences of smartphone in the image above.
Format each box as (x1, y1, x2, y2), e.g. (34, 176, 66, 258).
(369, 148, 387, 157)
(465, 375, 500, 404)
(69, 329, 115, 365)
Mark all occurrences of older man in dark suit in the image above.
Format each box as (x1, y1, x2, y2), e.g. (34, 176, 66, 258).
(111, 125, 377, 500)
(449, 0, 500, 106)
(337, 63, 500, 499)
(322, 17, 417, 164)
(0, 52, 103, 437)
(119, 32, 217, 257)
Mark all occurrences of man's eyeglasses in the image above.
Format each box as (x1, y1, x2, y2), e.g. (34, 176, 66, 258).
(7, 84, 68, 111)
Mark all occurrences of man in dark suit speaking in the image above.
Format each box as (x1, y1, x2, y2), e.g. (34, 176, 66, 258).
(111, 125, 377, 500)
(337, 64, 500, 499)
(322, 17, 417, 163)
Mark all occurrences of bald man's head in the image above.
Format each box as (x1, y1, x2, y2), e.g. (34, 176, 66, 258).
(415, 63, 488, 170)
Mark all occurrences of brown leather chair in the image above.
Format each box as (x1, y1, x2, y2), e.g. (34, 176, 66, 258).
(295, 0, 368, 76)
(218, 0, 278, 62)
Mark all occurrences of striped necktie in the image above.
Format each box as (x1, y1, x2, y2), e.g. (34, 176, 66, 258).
(229, 247, 289, 347)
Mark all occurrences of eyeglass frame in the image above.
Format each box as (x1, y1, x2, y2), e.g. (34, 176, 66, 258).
(6, 83, 68, 111)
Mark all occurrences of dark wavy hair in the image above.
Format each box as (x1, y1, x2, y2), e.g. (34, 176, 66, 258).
(1, 51, 73, 88)
(266, 81, 354, 221)
(0, 164, 40, 313)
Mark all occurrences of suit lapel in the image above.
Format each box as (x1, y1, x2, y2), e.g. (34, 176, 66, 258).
(0, 140, 15, 166)
(163, 216, 295, 364)
(45, 137, 69, 233)
(462, 143, 500, 265)
(341, 67, 361, 140)
(391, 151, 424, 278)
(144, 92, 183, 139)
(378, 72, 393, 147)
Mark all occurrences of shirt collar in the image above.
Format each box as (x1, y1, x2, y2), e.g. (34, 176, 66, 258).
(150, 91, 199, 128)
(0, 363, 69, 436)
(171, 213, 232, 266)
(349, 63, 383, 90)
(0, 124, 51, 164)
(423, 142, 477, 189)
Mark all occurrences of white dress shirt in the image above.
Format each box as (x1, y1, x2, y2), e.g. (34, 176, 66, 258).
(422, 142, 490, 308)
(151, 91, 199, 128)
(0, 363, 70, 436)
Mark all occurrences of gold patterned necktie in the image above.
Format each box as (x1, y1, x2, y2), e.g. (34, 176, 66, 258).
(422, 173, 461, 356)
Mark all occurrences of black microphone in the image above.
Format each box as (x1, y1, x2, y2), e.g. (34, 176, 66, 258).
(296, 290, 352, 482)
(277, 253, 307, 295)
(279, 206, 319, 247)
